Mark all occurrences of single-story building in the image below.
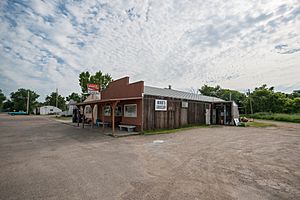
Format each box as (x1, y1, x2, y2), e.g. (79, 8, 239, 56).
(61, 99, 78, 116)
(77, 77, 239, 135)
(39, 106, 62, 115)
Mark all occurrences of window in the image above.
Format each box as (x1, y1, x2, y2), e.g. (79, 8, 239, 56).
(104, 106, 111, 116)
(115, 105, 122, 116)
(182, 101, 188, 108)
(50, 109, 53, 112)
(85, 106, 92, 114)
(124, 104, 137, 117)
(155, 99, 167, 111)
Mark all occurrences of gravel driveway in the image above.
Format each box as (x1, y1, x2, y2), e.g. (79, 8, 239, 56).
(0, 114, 299, 200)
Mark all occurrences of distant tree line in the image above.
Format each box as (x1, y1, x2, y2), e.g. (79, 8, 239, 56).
(199, 84, 300, 114)
(0, 89, 67, 113)
(0, 70, 113, 113)
(1, 70, 299, 114)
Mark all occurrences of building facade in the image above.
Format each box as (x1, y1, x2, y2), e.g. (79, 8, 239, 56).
(77, 77, 239, 134)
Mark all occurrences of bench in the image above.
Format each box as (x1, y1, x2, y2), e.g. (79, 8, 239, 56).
(118, 125, 136, 132)
(96, 120, 111, 127)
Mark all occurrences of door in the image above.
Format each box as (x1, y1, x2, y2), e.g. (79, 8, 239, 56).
(205, 108, 211, 125)
(180, 108, 188, 126)
(212, 109, 216, 124)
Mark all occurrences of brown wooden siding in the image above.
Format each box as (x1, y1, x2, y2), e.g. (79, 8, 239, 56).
(143, 95, 208, 131)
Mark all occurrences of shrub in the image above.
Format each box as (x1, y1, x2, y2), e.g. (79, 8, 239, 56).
(242, 113, 300, 123)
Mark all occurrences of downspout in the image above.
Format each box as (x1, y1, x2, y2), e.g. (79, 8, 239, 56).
(141, 92, 144, 133)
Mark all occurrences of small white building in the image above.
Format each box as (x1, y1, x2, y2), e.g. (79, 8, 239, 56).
(40, 106, 62, 115)
(61, 100, 77, 116)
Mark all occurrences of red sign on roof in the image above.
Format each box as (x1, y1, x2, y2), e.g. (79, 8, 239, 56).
(87, 84, 100, 94)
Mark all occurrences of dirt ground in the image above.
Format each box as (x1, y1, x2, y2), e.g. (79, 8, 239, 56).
(0, 114, 299, 200)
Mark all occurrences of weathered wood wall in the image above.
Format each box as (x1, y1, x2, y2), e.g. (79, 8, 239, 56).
(143, 95, 208, 131)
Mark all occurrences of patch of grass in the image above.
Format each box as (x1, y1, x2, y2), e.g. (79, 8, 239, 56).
(245, 121, 275, 127)
(241, 113, 300, 123)
(143, 124, 209, 135)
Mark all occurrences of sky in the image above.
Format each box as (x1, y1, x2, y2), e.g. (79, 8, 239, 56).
(0, 0, 300, 101)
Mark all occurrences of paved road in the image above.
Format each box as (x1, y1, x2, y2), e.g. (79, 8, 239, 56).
(0, 114, 299, 200)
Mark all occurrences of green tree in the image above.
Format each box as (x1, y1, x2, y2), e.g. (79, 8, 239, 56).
(79, 71, 91, 93)
(66, 92, 81, 103)
(0, 89, 6, 111)
(10, 89, 39, 113)
(291, 98, 300, 113)
(199, 84, 300, 114)
(79, 70, 113, 93)
(45, 92, 66, 110)
(250, 85, 274, 113)
(219, 89, 247, 110)
(199, 85, 247, 113)
(3, 100, 14, 112)
(248, 84, 288, 113)
(90, 71, 113, 90)
(289, 90, 300, 98)
(198, 85, 222, 97)
(284, 97, 300, 113)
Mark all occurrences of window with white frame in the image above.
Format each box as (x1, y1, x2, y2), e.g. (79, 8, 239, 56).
(124, 104, 137, 117)
(103, 105, 111, 116)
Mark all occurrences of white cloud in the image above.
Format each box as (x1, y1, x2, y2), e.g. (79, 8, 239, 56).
(0, 0, 300, 101)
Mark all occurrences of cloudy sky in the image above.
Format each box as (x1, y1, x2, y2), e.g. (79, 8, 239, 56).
(0, 0, 300, 100)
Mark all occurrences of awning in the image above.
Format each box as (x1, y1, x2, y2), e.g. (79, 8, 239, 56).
(76, 96, 142, 106)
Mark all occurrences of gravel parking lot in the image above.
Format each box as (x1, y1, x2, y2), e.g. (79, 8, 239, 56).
(0, 114, 299, 200)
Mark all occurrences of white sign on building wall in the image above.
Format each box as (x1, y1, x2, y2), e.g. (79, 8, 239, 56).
(182, 101, 188, 108)
(155, 99, 167, 111)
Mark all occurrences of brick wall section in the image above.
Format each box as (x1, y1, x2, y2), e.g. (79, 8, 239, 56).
(97, 77, 144, 131)
(101, 77, 144, 100)
(100, 99, 143, 131)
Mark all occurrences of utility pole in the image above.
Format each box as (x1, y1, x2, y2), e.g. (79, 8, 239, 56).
(229, 92, 232, 101)
(26, 90, 30, 114)
(55, 88, 59, 117)
(248, 89, 253, 114)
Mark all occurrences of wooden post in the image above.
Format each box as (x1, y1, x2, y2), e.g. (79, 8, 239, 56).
(224, 104, 226, 125)
(91, 104, 94, 128)
(141, 98, 144, 133)
(111, 102, 116, 136)
(82, 105, 85, 128)
(102, 105, 105, 133)
(77, 106, 80, 127)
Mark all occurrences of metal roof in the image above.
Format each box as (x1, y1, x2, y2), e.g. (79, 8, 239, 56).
(144, 86, 225, 103)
